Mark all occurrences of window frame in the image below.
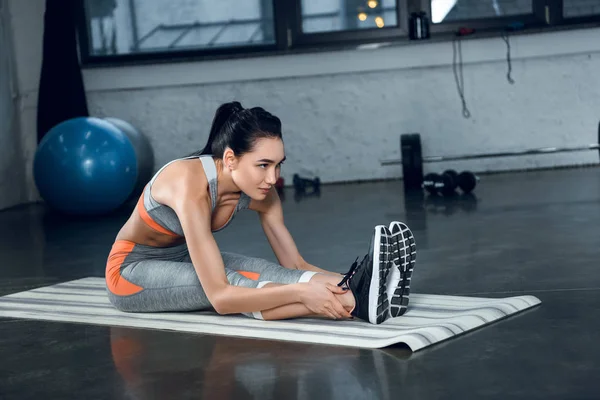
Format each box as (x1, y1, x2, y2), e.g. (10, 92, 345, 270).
(75, 0, 600, 67)
(423, 0, 549, 34)
(76, 0, 283, 66)
(425, 0, 600, 33)
(288, 0, 409, 48)
(556, 0, 600, 24)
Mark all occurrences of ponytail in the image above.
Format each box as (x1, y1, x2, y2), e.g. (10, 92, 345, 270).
(191, 101, 283, 159)
(199, 101, 244, 155)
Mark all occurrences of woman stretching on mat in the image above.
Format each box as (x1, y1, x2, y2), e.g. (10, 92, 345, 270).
(105, 101, 416, 324)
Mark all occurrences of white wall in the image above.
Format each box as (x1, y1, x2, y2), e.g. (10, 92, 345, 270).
(0, 0, 26, 210)
(7, 0, 600, 204)
(82, 27, 600, 183)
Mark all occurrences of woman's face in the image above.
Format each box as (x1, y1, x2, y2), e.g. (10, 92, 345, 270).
(231, 137, 285, 200)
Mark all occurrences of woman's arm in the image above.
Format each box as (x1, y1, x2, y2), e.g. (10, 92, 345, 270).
(146, 159, 347, 317)
(176, 198, 348, 318)
(172, 191, 316, 314)
(149, 164, 307, 315)
(253, 189, 338, 275)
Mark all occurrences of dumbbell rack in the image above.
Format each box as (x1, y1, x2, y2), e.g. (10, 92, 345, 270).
(381, 121, 600, 191)
(423, 170, 479, 196)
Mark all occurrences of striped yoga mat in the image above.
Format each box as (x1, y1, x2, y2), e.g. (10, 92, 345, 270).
(0, 278, 540, 351)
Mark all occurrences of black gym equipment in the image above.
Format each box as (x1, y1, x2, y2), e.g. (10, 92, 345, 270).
(423, 172, 456, 196)
(444, 169, 459, 183)
(293, 174, 321, 194)
(382, 122, 600, 190)
(457, 171, 479, 194)
(423, 170, 479, 195)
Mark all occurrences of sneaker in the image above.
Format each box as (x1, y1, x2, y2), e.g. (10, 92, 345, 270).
(387, 221, 417, 317)
(338, 225, 393, 324)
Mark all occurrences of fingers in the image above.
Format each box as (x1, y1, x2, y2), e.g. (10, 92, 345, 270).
(326, 297, 352, 319)
(323, 302, 344, 320)
(332, 300, 352, 319)
(326, 283, 348, 295)
(327, 288, 353, 318)
(320, 305, 350, 320)
(325, 309, 339, 320)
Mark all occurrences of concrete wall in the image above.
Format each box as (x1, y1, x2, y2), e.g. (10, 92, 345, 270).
(81, 27, 600, 183)
(6, 0, 600, 208)
(0, 0, 26, 210)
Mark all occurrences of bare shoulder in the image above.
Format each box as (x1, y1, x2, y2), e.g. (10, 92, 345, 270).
(151, 158, 210, 211)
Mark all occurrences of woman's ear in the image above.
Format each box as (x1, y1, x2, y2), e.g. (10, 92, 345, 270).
(222, 148, 237, 170)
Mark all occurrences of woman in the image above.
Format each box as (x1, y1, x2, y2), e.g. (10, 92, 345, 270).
(105, 102, 416, 324)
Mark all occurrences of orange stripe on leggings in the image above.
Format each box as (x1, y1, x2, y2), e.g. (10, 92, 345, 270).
(239, 271, 260, 281)
(106, 240, 144, 296)
(136, 191, 180, 237)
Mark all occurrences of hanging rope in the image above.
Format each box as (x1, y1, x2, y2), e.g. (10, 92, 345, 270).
(501, 32, 515, 84)
(452, 36, 471, 119)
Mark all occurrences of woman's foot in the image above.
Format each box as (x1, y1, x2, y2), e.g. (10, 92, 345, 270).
(387, 221, 417, 317)
(338, 225, 393, 324)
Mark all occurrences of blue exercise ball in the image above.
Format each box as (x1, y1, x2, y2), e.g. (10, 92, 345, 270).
(33, 117, 138, 215)
(103, 117, 154, 198)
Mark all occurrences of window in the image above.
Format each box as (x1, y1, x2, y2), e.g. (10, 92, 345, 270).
(423, 0, 546, 34)
(563, 0, 600, 18)
(76, 0, 600, 65)
(300, 0, 399, 33)
(81, 0, 276, 57)
(431, 0, 534, 23)
(291, 0, 406, 47)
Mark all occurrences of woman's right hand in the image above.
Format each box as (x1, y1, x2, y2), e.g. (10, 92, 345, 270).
(298, 282, 352, 320)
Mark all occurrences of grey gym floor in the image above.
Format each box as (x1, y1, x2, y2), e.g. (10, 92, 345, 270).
(1, 167, 599, 399)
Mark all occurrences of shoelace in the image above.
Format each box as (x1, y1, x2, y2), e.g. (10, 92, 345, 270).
(337, 257, 359, 289)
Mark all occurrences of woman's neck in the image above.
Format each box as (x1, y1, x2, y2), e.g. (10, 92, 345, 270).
(214, 158, 241, 197)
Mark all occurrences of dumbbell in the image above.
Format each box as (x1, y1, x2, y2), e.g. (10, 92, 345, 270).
(293, 174, 321, 194)
(423, 170, 479, 195)
(422, 170, 458, 196)
(456, 171, 479, 194)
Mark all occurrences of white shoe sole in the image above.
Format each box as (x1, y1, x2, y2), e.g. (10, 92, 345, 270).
(388, 221, 417, 317)
(368, 225, 393, 324)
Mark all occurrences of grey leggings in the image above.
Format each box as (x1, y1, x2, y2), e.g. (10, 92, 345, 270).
(105, 240, 316, 319)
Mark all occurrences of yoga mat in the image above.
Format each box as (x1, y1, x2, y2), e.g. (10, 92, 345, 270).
(0, 278, 540, 351)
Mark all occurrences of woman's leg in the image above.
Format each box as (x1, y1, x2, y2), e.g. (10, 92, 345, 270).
(106, 243, 353, 319)
(105, 242, 268, 312)
(219, 252, 317, 285)
(110, 259, 352, 320)
(108, 258, 264, 312)
(220, 252, 355, 320)
(257, 283, 355, 321)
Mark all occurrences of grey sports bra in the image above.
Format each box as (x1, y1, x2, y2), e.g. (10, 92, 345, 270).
(137, 155, 251, 236)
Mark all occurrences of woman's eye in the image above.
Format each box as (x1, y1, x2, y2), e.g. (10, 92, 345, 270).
(259, 164, 268, 168)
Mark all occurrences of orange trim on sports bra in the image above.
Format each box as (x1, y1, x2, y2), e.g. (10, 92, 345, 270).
(136, 195, 180, 237)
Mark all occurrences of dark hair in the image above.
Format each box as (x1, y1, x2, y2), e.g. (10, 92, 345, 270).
(192, 101, 283, 158)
